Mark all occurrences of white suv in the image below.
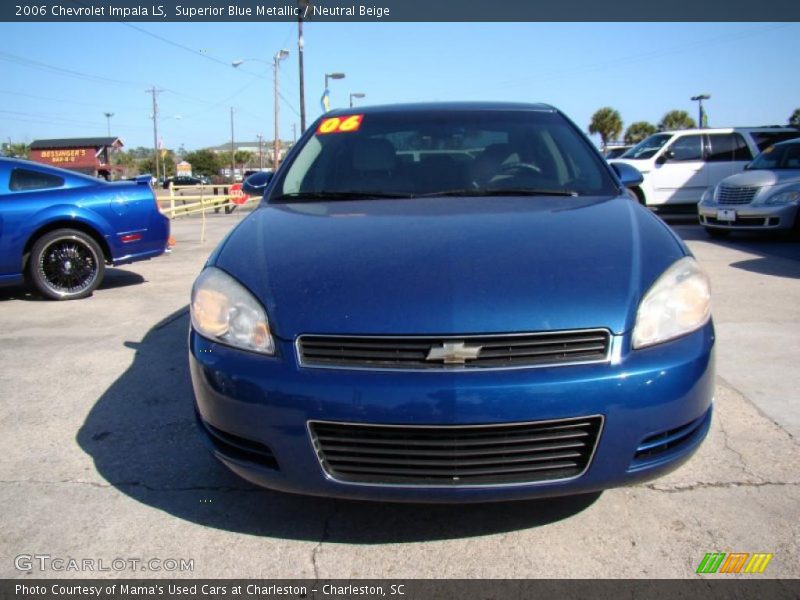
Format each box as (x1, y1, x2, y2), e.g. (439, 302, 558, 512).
(610, 127, 800, 208)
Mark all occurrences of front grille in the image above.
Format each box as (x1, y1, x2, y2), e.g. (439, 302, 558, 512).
(717, 185, 760, 205)
(297, 329, 611, 370)
(309, 417, 603, 485)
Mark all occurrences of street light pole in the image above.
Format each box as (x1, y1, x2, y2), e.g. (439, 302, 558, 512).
(257, 133, 264, 169)
(349, 93, 365, 108)
(274, 49, 290, 170)
(104, 112, 114, 137)
(230, 106, 236, 183)
(323, 72, 345, 112)
(691, 94, 711, 128)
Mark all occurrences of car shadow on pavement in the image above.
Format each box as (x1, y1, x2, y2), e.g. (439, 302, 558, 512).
(0, 268, 145, 301)
(77, 307, 601, 544)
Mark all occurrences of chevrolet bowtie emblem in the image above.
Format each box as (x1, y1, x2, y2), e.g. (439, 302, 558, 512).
(426, 341, 483, 364)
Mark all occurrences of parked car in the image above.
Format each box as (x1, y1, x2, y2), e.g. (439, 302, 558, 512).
(0, 158, 170, 299)
(163, 175, 205, 189)
(603, 144, 632, 159)
(611, 127, 800, 209)
(189, 102, 714, 502)
(698, 138, 800, 237)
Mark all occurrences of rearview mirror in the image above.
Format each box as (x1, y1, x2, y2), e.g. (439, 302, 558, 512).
(656, 150, 675, 165)
(242, 171, 273, 197)
(610, 162, 644, 189)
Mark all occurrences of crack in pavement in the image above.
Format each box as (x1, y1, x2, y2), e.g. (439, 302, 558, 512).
(715, 411, 765, 484)
(311, 501, 340, 579)
(716, 375, 798, 445)
(641, 480, 800, 493)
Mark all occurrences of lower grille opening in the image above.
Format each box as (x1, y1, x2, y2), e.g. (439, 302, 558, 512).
(199, 418, 279, 470)
(633, 413, 707, 463)
(310, 417, 602, 486)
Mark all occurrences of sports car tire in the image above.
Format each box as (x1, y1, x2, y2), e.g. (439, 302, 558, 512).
(29, 229, 105, 300)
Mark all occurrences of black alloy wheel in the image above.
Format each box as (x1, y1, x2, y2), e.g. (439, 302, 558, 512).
(29, 229, 105, 300)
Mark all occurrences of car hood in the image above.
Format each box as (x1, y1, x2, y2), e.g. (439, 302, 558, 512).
(720, 169, 800, 188)
(213, 196, 686, 339)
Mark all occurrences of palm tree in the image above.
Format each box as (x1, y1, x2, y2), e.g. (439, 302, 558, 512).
(658, 110, 696, 131)
(789, 108, 800, 128)
(589, 107, 623, 150)
(234, 150, 254, 172)
(624, 122, 657, 145)
(5, 142, 29, 158)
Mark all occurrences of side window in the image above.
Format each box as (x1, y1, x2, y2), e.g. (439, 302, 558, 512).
(666, 135, 703, 161)
(706, 133, 752, 162)
(9, 168, 65, 192)
(752, 132, 800, 152)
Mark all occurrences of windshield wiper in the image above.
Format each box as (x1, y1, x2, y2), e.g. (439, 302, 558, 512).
(271, 191, 414, 202)
(418, 188, 579, 198)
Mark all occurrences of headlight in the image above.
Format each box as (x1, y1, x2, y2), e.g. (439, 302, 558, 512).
(762, 190, 800, 206)
(632, 257, 711, 349)
(191, 267, 275, 354)
(700, 186, 716, 204)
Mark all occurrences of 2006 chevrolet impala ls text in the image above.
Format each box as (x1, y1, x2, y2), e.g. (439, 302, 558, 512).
(188, 102, 714, 502)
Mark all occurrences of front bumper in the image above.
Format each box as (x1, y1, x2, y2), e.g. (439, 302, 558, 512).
(698, 202, 798, 231)
(190, 324, 715, 502)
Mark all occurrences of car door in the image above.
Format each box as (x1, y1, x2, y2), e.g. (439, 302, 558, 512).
(704, 132, 753, 188)
(0, 165, 66, 277)
(650, 134, 707, 204)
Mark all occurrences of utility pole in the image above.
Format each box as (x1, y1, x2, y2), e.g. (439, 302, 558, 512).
(257, 133, 264, 169)
(298, 0, 309, 132)
(230, 107, 236, 183)
(146, 87, 163, 181)
(292, 123, 297, 144)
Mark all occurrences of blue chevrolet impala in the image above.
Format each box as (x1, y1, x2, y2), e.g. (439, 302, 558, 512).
(190, 103, 714, 502)
(0, 158, 169, 299)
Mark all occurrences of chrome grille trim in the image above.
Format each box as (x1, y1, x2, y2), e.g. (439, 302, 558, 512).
(717, 185, 761, 205)
(296, 328, 613, 371)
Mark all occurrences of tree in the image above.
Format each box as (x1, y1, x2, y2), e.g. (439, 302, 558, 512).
(588, 107, 623, 150)
(139, 150, 176, 177)
(624, 121, 657, 145)
(234, 150, 254, 170)
(4, 142, 29, 158)
(183, 149, 223, 177)
(659, 110, 696, 131)
(789, 108, 800, 128)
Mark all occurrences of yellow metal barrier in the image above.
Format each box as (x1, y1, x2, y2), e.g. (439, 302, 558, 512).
(158, 183, 251, 242)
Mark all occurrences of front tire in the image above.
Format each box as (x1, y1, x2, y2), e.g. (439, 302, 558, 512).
(29, 229, 105, 300)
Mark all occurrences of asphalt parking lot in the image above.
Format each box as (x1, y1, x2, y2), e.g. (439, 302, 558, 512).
(1, 209, 798, 579)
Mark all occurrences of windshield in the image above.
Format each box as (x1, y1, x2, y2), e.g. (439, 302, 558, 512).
(620, 133, 672, 160)
(748, 143, 800, 170)
(270, 109, 618, 201)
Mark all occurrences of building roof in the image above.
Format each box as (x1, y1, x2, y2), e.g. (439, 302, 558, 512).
(30, 137, 123, 150)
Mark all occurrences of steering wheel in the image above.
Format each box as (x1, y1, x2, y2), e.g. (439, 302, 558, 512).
(495, 162, 542, 177)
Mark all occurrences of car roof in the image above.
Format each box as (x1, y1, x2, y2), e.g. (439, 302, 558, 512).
(324, 101, 558, 117)
(659, 127, 800, 135)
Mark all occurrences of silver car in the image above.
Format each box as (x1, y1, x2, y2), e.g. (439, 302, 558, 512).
(698, 138, 800, 238)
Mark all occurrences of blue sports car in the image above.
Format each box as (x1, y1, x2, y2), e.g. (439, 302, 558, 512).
(189, 102, 714, 502)
(0, 158, 170, 299)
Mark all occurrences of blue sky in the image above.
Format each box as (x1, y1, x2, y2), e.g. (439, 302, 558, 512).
(1, 22, 799, 150)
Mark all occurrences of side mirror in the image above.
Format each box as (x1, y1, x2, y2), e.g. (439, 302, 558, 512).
(656, 149, 674, 165)
(242, 171, 273, 197)
(610, 162, 644, 189)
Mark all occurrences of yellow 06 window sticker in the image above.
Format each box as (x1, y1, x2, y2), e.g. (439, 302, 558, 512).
(317, 114, 363, 135)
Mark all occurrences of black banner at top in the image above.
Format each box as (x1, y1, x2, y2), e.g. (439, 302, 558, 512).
(2, 0, 800, 22)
